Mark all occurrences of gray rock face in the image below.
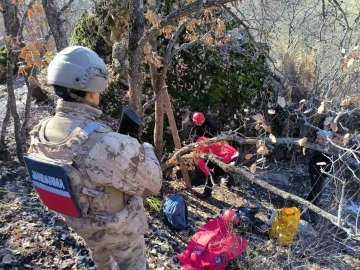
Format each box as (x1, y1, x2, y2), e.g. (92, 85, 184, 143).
(0, 76, 28, 123)
(298, 219, 317, 237)
(259, 171, 292, 186)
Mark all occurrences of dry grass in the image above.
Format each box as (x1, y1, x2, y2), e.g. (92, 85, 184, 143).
(280, 40, 316, 103)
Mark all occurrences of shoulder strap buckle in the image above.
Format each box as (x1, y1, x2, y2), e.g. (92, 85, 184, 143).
(77, 122, 102, 144)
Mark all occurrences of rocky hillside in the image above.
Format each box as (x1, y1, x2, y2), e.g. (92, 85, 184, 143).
(0, 80, 359, 270)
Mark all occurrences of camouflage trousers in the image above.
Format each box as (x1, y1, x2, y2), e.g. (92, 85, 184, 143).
(86, 234, 148, 270)
(61, 196, 150, 269)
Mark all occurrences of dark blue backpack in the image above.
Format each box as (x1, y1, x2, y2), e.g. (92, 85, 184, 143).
(162, 194, 188, 230)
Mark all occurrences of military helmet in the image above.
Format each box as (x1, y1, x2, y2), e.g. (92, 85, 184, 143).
(47, 46, 109, 93)
(192, 112, 205, 126)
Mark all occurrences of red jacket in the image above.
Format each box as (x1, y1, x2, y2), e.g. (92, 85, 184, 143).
(195, 136, 239, 176)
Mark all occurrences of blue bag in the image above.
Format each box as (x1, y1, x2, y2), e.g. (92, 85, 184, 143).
(162, 194, 188, 230)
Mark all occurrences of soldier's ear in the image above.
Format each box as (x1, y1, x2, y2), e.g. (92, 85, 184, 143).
(86, 92, 95, 98)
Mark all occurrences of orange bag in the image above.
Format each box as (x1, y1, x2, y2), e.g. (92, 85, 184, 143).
(270, 207, 300, 246)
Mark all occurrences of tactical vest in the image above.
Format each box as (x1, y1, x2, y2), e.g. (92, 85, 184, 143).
(26, 117, 125, 221)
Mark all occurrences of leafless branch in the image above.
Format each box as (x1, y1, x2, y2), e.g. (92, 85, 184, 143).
(142, 86, 167, 113)
(333, 108, 360, 123)
(221, 4, 253, 39)
(163, 0, 235, 26)
(59, 0, 75, 15)
(221, 3, 286, 78)
(328, 0, 351, 30)
(163, 22, 187, 66)
(18, 0, 36, 41)
(166, 152, 360, 237)
(140, 0, 235, 50)
(163, 134, 360, 169)
(170, 38, 202, 59)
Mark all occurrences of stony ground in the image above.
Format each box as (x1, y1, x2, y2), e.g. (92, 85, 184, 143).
(0, 81, 359, 270)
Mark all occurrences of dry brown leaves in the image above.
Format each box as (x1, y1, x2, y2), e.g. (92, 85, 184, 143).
(145, 10, 161, 27)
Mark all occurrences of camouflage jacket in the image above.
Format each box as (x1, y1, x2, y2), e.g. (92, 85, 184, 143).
(29, 99, 162, 241)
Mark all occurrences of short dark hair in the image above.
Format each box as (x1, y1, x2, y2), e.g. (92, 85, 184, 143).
(52, 85, 87, 102)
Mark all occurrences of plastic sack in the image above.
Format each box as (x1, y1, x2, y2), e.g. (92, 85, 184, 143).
(270, 207, 300, 246)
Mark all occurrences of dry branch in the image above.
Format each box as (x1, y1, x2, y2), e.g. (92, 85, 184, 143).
(166, 152, 359, 238)
(140, 0, 235, 50)
(161, 134, 360, 237)
(163, 134, 360, 169)
(210, 155, 359, 238)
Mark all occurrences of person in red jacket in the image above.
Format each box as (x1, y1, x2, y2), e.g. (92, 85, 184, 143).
(189, 112, 219, 142)
(189, 112, 238, 197)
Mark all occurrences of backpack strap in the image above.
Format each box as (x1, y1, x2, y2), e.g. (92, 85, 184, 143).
(30, 117, 52, 147)
(77, 122, 102, 144)
(36, 120, 102, 147)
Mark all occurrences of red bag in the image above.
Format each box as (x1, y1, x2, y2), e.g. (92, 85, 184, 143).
(178, 217, 248, 270)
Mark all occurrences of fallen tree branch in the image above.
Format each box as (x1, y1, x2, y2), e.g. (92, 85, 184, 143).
(165, 152, 359, 238)
(162, 134, 360, 169)
(211, 155, 359, 238)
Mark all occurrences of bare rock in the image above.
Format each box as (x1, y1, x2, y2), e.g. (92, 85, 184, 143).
(259, 171, 291, 186)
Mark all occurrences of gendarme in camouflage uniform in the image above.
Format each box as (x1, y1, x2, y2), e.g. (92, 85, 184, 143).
(27, 46, 162, 270)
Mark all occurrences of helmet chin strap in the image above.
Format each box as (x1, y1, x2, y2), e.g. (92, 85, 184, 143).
(68, 89, 98, 108)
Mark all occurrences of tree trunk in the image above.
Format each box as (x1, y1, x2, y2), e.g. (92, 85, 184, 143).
(42, 0, 69, 51)
(154, 95, 164, 159)
(147, 36, 165, 160)
(1, 0, 23, 162)
(6, 52, 24, 162)
(127, 0, 144, 115)
(21, 68, 37, 146)
(0, 96, 11, 145)
(163, 91, 192, 188)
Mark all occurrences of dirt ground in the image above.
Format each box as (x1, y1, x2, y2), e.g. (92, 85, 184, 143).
(0, 85, 359, 269)
(0, 157, 359, 269)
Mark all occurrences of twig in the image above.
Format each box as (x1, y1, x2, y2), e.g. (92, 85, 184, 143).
(337, 178, 347, 226)
(327, 137, 360, 165)
(302, 115, 322, 131)
(17, 0, 36, 41)
(59, 0, 75, 15)
(142, 86, 167, 112)
(333, 108, 360, 123)
(163, 22, 187, 66)
(140, 0, 235, 50)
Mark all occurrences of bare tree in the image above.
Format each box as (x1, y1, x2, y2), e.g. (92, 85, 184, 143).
(0, 0, 23, 161)
(127, 0, 145, 114)
(41, 0, 74, 51)
(234, 0, 360, 101)
(0, 0, 57, 161)
(0, 96, 10, 145)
